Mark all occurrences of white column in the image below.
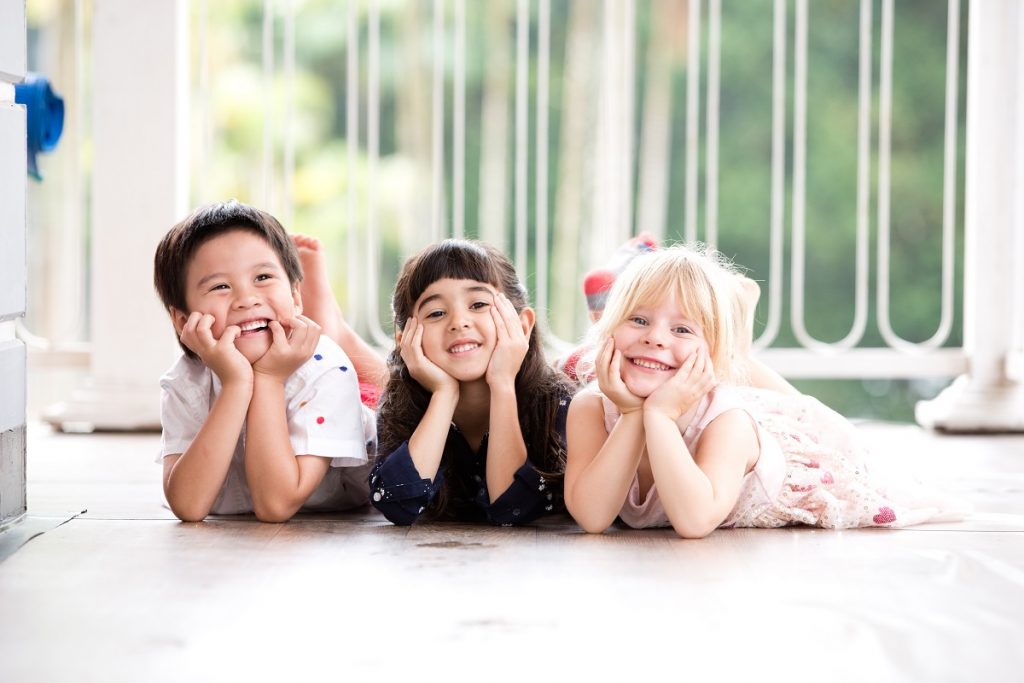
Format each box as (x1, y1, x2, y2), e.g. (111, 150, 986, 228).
(916, 0, 1024, 431)
(43, 0, 187, 431)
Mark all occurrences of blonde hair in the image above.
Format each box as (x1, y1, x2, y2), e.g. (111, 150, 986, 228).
(584, 244, 748, 384)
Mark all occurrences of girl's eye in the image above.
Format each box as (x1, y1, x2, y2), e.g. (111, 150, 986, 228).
(470, 300, 490, 311)
(674, 326, 693, 335)
(629, 316, 648, 326)
(424, 310, 445, 320)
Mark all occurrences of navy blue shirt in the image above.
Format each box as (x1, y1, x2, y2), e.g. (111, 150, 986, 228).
(369, 395, 571, 526)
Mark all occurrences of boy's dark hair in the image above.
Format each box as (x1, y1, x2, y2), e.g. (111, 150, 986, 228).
(376, 239, 572, 521)
(153, 200, 302, 360)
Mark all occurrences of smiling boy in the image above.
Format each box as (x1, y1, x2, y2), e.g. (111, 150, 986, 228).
(153, 201, 374, 522)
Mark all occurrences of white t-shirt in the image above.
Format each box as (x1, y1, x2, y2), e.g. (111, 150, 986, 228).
(158, 336, 375, 515)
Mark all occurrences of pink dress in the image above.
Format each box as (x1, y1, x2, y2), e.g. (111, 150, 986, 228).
(604, 386, 963, 530)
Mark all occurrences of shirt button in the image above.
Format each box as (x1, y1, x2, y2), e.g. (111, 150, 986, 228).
(512, 508, 521, 516)
(373, 491, 382, 502)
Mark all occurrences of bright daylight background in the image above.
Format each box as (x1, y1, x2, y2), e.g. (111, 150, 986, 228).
(23, 0, 967, 422)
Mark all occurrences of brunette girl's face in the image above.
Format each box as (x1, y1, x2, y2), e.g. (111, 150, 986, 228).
(409, 278, 501, 382)
(610, 289, 710, 397)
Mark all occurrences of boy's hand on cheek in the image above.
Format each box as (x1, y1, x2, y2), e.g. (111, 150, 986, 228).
(596, 339, 644, 415)
(645, 347, 716, 421)
(253, 315, 321, 382)
(180, 312, 253, 387)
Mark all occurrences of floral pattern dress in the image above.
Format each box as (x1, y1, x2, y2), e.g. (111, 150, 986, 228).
(603, 386, 965, 530)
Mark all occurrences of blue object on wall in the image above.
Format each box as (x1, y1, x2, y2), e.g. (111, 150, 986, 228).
(14, 74, 65, 181)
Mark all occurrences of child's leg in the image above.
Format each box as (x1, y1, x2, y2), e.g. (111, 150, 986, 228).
(736, 275, 799, 395)
(293, 235, 387, 388)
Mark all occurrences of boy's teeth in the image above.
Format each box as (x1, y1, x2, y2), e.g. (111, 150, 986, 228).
(240, 320, 268, 332)
(633, 358, 671, 370)
(449, 343, 479, 353)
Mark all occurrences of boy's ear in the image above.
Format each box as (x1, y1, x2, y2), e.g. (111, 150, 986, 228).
(292, 286, 303, 316)
(519, 306, 536, 336)
(169, 307, 189, 335)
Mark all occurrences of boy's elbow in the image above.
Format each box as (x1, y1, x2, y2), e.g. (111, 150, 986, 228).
(253, 498, 300, 524)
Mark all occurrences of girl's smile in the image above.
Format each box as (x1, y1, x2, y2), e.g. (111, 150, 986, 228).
(611, 290, 709, 397)
(412, 278, 500, 382)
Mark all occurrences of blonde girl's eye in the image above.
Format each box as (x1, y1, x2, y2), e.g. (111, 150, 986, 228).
(673, 325, 693, 335)
(629, 316, 648, 326)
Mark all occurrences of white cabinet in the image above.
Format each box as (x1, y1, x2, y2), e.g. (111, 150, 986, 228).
(0, 0, 27, 527)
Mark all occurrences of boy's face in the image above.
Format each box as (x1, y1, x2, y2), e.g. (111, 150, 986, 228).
(171, 229, 301, 364)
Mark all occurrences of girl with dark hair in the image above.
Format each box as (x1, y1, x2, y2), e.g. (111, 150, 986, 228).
(369, 239, 573, 525)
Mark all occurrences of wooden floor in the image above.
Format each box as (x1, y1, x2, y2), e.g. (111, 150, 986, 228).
(1, 422, 1023, 682)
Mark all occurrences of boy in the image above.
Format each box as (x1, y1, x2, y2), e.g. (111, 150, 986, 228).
(153, 200, 375, 522)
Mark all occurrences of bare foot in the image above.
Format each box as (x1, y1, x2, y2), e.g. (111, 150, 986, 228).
(293, 234, 344, 343)
(292, 234, 388, 389)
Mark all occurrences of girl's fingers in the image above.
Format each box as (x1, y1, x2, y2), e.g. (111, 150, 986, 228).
(491, 306, 507, 342)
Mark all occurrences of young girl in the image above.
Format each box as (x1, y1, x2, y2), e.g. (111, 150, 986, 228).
(565, 244, 962, 538)
(369, 239, 574, 525)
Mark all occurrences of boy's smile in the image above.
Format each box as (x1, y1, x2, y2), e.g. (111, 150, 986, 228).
(174, 229, 302, 364)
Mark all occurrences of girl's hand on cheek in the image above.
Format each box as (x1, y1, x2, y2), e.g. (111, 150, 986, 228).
(400, 317, 459, 396)
(645, 347, 716, 420)
(180, 312, 253, 386)
(485, 293, 529, 390)
(596, 338, 644, 415)
(253, 314, 321, 382)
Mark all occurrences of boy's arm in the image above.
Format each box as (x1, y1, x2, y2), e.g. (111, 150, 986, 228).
(244, 373, 331, 522)
(162, 381, 252, 522)
(244, 316, 329, 522)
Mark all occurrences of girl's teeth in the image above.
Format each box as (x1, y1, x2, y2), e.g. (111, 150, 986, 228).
(449, 343, 479, 353)
(633, 358, 670, 370)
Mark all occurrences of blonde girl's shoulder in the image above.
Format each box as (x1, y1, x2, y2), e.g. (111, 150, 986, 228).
(566, 383, 610, 428)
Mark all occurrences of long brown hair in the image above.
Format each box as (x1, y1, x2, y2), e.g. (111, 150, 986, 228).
(376, 239, 572, 521)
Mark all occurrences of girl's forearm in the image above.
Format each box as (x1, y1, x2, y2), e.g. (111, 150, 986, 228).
(407, 387, 459, 481)
(165, 382, 251, 522)
(484, 385, 528, 502)
(567, 411, 646, 533)
(643, 412, 718, 537)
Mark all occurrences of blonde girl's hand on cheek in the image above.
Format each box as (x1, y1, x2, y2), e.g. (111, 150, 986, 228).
(400, 316, 459, 396)
(253, 314, 322, 382)
(596, 338, 644, 415)
(644, 346, 717, 421)
(179, 311, 253, 386)
(485, 293, 530, 390)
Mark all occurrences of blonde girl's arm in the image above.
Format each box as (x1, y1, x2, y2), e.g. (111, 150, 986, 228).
(642, 348, 758, 538)
(564, 340, 648, 533)
(564, 389, 646, 533)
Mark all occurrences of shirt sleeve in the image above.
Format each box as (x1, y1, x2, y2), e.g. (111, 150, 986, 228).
(367, 442, 442, 525)
(480, 393, 570, 526)
(287, 338, 372, 467)
(157, 359, 209, 462)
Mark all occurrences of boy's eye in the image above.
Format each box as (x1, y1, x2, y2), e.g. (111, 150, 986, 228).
(255, 273, 273, 282)
(210, 283, 229, 292)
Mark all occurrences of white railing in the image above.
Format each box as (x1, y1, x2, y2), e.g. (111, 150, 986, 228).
(23, 0, 1024, 431)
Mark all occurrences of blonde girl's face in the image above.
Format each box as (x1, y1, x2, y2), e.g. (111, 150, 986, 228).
(410, 278, 500, 383)
(610, 289, 711, 398)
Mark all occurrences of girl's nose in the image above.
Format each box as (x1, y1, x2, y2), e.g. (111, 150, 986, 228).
(643, 329, 666, 348)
